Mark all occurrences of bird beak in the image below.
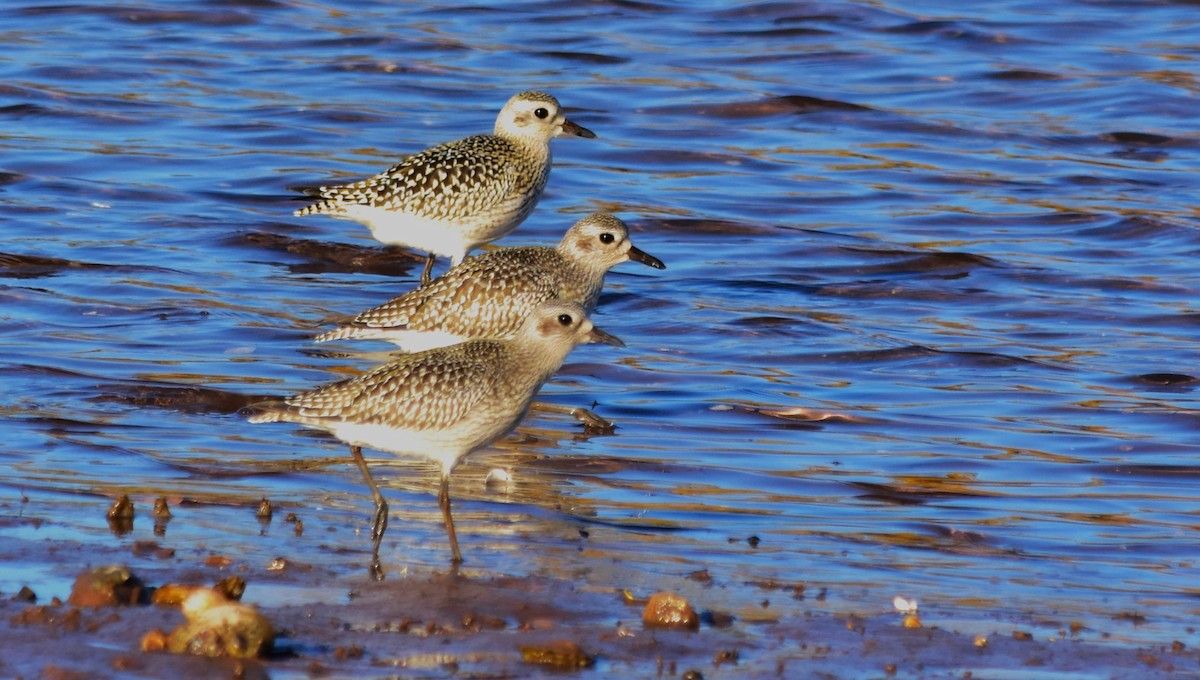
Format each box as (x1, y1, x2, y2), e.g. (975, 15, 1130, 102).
(627, 244, 666, 270)
(586, 325, 625, 347)
(561, 119, 596, 139)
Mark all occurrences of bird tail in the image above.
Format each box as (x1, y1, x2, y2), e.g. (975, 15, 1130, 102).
(244, 399, 290, 424)
(293, 199, 339, 218)
(313, 325, 387, 343)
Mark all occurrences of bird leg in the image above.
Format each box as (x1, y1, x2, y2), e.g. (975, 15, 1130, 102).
(420, 253, 435, 285)
(438, 473, 463, 564)
(350, 445, 388, 580)
(532, 401, 616, 435)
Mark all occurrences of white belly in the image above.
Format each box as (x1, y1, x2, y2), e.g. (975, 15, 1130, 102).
(327, 422, 477, 474)
(331, 206, 483, 261)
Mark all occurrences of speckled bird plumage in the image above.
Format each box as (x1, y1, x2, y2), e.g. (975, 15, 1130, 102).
(314, 213, 666, 349)
(249, 300, 621, 566)
(294, 91, 596, 278)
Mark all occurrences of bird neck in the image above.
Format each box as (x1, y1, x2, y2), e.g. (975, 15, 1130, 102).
(554, 251, 608, 303)
(495, 127, 553, 157)
(574, 273, 608, 311)
(504, 339, 574, 388)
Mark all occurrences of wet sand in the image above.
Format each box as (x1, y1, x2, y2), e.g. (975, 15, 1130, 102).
(3, 506, 1194, 679)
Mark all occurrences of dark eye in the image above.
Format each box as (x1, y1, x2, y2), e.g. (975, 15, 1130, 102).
(599, 233, 615, 244)
(557, 313, 573, 326)
(534, 107, 550, 119)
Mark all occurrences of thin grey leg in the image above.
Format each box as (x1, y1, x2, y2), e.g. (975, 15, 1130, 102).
(350, 445, 387, 580)
(438, 473, 463, 564)
(532, 401, 616, 434)
(420, 253, 435, 285)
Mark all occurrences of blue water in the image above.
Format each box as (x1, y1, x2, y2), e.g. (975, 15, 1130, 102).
(3, 0, 1200, 664)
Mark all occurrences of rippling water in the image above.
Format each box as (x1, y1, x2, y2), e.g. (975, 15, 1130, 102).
(4, 0, 1200, 661)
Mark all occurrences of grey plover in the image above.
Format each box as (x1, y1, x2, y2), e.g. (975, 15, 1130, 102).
(314, 213, 665, 350)
(294, 91, 596, 284)
(248, 300, 622, 570)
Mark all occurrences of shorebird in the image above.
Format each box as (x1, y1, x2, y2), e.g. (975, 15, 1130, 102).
(248, 301, 622, 574)
(313, 213, 662, 433)
(294, 91, 596, 284)
(314, 213, 664, 350)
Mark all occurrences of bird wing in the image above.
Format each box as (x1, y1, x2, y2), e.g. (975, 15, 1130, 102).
(319, 135, 522, 220)
(282, 343, 507, 431)
(354, 249, 561, 335)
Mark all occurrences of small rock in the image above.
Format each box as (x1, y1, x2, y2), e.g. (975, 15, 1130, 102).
(152, 497, 172, 518)
(642, 592, 700, 631)
(519, 640, 594, 670)
(106, 496, 135, 535)
(214, 575, 246, 601)
(256, 498, 273, 520)
(846, 614, 865, 634)
(12, 585, 37, 602)
(141, 629, 169, 652)
(902, 614, 922, 629)
(107, 495, 135, 520)
(484, 468, 511, 487)
(67, 566, 145, 607)
(167, 588, 274, 658)
(713, 649, 739, 666)
(204, 555, 234, 569)
(462, 612, 506, 631)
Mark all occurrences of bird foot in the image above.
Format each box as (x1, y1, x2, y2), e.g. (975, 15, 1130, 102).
(571, 407, 616, 435)
(368, 555, 385, 582)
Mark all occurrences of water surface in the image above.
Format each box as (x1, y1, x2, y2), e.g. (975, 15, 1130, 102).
(3, 0, 1200, 670)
